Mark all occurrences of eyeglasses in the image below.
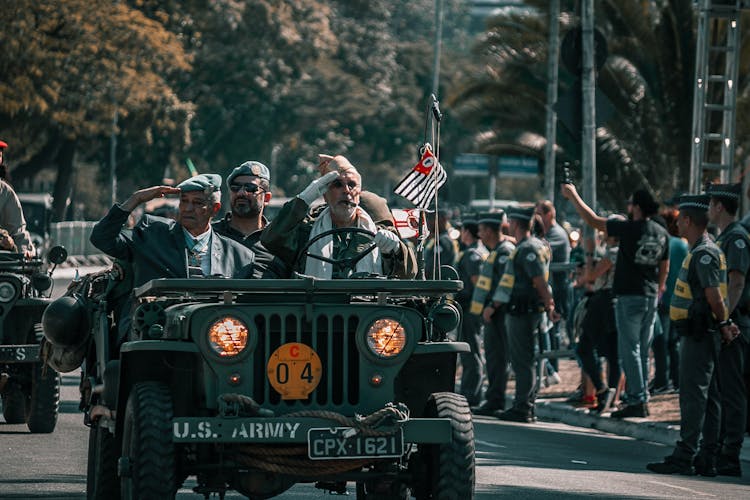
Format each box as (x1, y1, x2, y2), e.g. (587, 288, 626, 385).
(229, 183, 264, 194)
(331, 179, 359, 191)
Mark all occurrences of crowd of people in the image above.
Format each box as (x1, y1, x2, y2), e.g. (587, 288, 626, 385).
(0, 141, 746, 478)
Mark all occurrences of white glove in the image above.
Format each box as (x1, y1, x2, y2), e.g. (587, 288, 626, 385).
(374, 229, 401, 254)
(298, 171, 339, 205)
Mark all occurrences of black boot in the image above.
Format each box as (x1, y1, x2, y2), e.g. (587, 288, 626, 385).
(693, 453, 717, 477)
(646, 456, 695, 475)
(611, 402, 649, 418)
(716, 455, 742, 477)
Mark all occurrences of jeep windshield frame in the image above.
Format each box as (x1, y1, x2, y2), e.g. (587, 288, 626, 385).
(134, 277, 462, 300)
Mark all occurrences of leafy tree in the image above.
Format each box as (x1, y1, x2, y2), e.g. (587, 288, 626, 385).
(0, 0, 192, 220)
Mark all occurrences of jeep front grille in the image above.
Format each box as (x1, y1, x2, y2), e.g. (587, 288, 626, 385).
(251, 313, 360, 408)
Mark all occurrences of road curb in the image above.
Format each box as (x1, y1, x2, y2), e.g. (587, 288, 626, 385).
(534, 399, 750, 463)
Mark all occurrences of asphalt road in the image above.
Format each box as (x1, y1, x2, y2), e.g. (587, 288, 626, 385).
(1, 371, 748, 499)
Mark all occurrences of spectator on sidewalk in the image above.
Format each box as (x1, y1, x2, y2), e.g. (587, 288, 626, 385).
(647, 194, 738, 476)
(704, 182, 748, 477)
(562, 184, 669, 418)
(456, 214, 489, 406)
(486, 207, 559, 423)
(471, 212, 515, 415)
(577, 220, 623, 413)
(651, 208, 687, 394)
(536, 200, 571, 370)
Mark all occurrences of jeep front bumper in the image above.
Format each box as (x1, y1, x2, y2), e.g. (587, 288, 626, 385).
(172, 417, 452, 444)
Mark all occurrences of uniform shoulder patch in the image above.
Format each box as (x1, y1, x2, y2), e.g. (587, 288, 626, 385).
(735, 238, 747, 249)
(499, 255, 509, 264)
(699, 254, 713, 265)
(526, 252, 537, 262)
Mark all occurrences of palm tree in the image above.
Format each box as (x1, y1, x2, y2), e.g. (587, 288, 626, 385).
(449, 0, 750, 208)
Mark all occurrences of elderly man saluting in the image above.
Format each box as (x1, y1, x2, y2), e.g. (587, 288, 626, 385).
(262, 155, 412, 279)
(90, 174, 255, 286)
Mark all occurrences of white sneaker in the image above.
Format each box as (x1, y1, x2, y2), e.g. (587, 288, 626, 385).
(544, 372, 561, 387)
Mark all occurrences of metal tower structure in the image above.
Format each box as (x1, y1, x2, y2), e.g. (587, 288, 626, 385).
(689, 0, 750, 193)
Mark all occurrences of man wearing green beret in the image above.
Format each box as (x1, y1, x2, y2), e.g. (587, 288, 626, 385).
(213, 160, 289, 278)
(90, 174, 256, 287)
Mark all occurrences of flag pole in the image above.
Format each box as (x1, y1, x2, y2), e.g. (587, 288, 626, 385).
(431, 94, 442, 280)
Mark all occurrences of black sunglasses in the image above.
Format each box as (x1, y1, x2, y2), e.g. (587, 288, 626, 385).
(229, 182, 264, 194)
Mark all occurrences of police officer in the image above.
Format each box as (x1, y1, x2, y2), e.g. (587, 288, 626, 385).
(486, 206, 558, 423)
(425, 209, 459, 279)
(647, 195, 739, 475)
(455, 213, 488, 406)
(705, 183, 748, 477)
(471, 211, 515, 415)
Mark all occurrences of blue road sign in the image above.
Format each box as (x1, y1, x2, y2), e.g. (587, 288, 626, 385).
(454, 154, 538, 178)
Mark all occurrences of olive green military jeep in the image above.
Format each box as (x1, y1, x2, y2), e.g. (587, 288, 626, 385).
(50, 264, 475, 499)
(0, 246, 66, 433)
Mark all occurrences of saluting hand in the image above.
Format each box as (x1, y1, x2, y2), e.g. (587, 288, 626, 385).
(121, 185, 181, 212)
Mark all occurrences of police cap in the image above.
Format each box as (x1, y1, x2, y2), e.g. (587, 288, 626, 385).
(706, 182, 741, 202)
(506, 206, 535, 221)
(677, 194, 710, 212)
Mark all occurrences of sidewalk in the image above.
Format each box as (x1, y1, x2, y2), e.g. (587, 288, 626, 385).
(528, 359, 750, 463)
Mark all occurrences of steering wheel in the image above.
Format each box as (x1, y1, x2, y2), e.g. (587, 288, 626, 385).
(298, 227, 377, 275)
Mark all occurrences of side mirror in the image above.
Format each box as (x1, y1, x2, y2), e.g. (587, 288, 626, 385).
(47, 246, 68, 265)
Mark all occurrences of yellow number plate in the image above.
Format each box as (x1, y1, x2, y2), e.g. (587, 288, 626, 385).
(266, 343, 322, 400)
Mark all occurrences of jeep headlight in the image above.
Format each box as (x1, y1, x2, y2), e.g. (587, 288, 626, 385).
(208, 317, 249, 357)
(366, 319, 406, 358)
(0, 282, 16, 303)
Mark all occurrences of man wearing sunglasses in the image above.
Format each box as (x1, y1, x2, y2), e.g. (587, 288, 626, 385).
(262, 155, 413, 279)
(213, 161, 289, 278)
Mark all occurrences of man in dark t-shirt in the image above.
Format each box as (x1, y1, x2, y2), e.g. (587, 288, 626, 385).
(561, 184, 669, 418)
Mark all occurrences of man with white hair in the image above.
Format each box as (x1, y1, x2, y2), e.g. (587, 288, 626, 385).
(262, 155, 413, 279)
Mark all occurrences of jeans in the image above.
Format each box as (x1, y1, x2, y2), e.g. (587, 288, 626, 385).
(614, 294, 658, 404)
(652, 308, 680, 389)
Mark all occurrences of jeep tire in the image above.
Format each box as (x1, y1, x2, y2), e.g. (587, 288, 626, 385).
(413, 392, 475, 499)
(87, 421, 120, 500)
(120, 382, 177, 500)
(26, 362, 60, 433)
(2, 385, 27, 424)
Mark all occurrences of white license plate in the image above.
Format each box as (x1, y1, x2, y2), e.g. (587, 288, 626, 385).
(307, 427, 404, 460)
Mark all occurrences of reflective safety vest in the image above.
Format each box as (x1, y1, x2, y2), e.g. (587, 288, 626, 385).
(670, 236, 727, 322)
(469, 240, 514, 315)
(492, 236, 550, 305)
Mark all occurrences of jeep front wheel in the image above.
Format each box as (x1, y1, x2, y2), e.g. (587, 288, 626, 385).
(87, 421, 120, 500)
(26, 362, 60, 433)
(120, 382, 177, 500)
(413, 392, 475, 499)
